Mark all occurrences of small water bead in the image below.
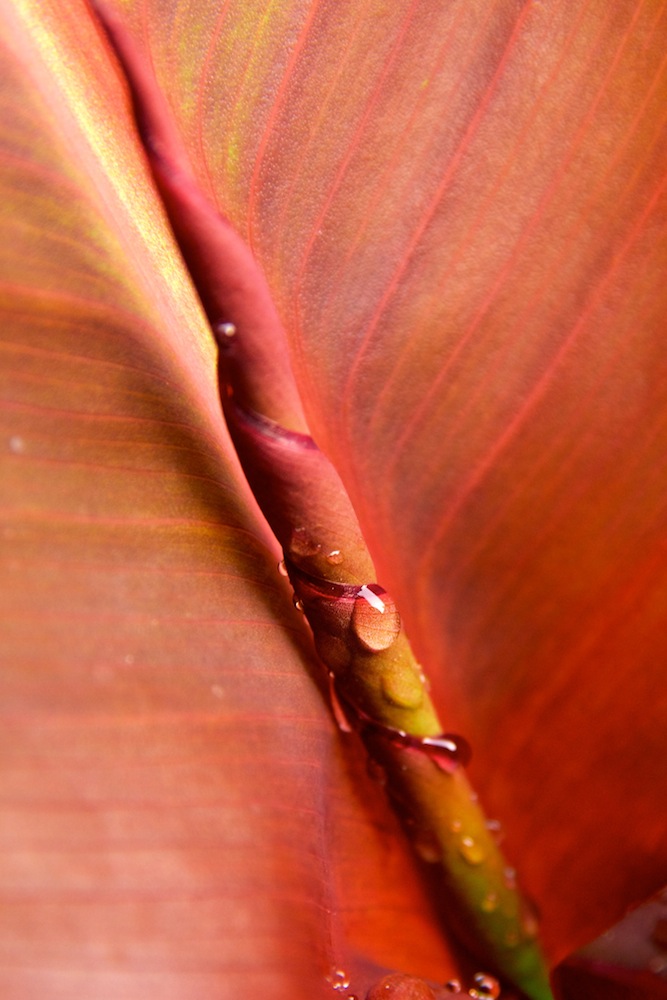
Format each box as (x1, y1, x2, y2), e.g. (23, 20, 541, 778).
(215, 321, 237, 339)
(293, 597, 305, 613)
(503, 866, 517, 890)
(326, 549, 344, 565)
(443, 981, 462, 994)
(469, 973, 500, 999)
(480, 892, 498, 913)
(290, 526, 322, 558)
(8, 435, 25, 453)
(413, 829, 441, 864)
(277, 559, 289, 577)
(458, 836, 485, 866)
(327, 967, 351, 991)
(449, 819, 462, 833)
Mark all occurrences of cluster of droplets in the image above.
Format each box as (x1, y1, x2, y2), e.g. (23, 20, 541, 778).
(326, 967, 358, 999)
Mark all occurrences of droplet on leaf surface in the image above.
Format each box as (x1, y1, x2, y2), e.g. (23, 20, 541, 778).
(326, 549, 344, 565)
(277, 559, 288, 577)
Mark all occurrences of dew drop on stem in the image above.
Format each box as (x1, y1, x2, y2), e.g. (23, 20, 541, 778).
(458, 835, 485, 866)
(277, 559, 289, 577)
(480, 892, 498, 913)
(469, 972, 501, 998)
(327, 967, 351, 991)
(215, 321, 237, 340)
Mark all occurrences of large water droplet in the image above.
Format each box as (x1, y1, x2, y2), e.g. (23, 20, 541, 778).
(458, 836, 485, 866)
(277, 559, 289, 577)
(327, 967, 351, 991)
(352, 586, 400, 652)
(469, 972, 500, 998)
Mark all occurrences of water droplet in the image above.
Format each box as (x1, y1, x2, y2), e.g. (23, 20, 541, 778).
(8, 435, 25, 453)
(503, 866, 517, 889)
(480, 892, 498, 913)
(326, 967, 350, 991)
(351, 586, 400, 652)
(458, 836, 485, 866)
(521, 901, 540, 939)
(413, 829, 441, 863)
(485, 818, 503, 841)
(469, 972, 500, 999)
(277, 559, 289, 577)
(290, 526, 321, 557)
(443, 981, 462, 994)
(293, 597, 305, 613)
(419, 733, 471, 772)
(381, 667, 424, 709)
(328, 673, 353, 733)
(358, 584, 386, 613)
(215, 321, 237, 339)
(326, 549, 344, 565)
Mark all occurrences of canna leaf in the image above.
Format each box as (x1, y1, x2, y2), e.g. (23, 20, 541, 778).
(91, 3, 553, 996)
(117, 0, 667, 965)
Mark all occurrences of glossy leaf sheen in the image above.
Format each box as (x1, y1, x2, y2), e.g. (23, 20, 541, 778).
(1, 0, 666, 996)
